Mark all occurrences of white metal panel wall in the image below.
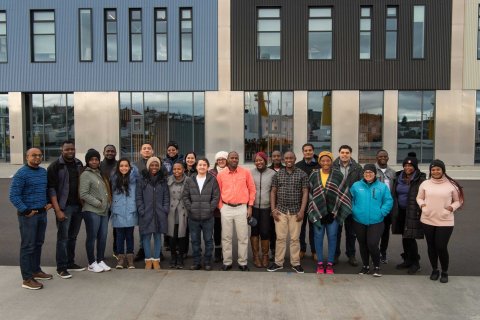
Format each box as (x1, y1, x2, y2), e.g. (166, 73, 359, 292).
(8, 92, 24, 164)
(463, 0, 480, 89)
(293, 91, 307, 158)
(331, 91, 360, 162)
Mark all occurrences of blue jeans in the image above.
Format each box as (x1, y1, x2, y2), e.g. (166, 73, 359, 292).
(83, 211, 108, 265)
(56, 205, 83, 271)
(313, 219, 339, 264)
(189, 217, 214, 265)
(18, 211, 47, 280)
(116, 227, 134, 254)
(142, 233, 162, 259)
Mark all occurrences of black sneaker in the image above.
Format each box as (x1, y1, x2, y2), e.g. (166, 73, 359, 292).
(430, 270, 440, 281)
(190, 264, 202, 270)
(440, 272, 448, 283)
(221, 264, 232, 271)
(372, 267, 382, 277)
(267, 263, 283, 272)
(239, 265, 249, 271)
(204, 265, 212, 271)
(57, 270, 72, 279)
(396, 261, 411, 269)
(358, 266, 370, 275)
(292, 265, 304, 274)
(134, 248, 145, 262)
(407, 264, 421, 275)
(67, 263, 86, 272)
(380, 253, 388, 264)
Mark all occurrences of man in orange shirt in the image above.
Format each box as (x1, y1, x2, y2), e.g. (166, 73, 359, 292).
(217, 151, 256, 271)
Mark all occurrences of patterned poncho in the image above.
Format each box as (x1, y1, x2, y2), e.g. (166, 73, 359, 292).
(308, 169, 352, 226)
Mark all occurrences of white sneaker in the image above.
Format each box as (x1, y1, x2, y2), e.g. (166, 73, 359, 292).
(98, 261, 111, 272)
(88, 262, 104, 273)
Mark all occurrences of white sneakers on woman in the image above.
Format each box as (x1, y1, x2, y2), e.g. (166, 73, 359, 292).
(98, 261, 111, 271)
(88, 261, 111, 272)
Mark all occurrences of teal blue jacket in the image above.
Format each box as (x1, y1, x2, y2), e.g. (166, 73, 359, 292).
(350, 179, 393, 225)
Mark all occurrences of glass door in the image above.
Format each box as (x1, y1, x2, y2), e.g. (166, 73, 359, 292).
(0, 94, 9, 161)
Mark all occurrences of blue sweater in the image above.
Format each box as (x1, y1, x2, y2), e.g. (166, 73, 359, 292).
(10, 165, 49, 213)
(350, 179, 393, 225)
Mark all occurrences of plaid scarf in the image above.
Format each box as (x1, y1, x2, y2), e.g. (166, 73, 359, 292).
(308, 169, 352, 226)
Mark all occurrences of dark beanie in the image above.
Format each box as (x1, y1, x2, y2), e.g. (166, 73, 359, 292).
(402, 155, 419, 171)
(429, 159, 446, 173)
(85, 148, 101, 164)
(363, 163, 376, 173)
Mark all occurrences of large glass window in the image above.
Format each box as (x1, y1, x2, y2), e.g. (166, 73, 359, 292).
(25, 93, 74, 160)
(475, 92, 480, 163)
(477, 6, 480, 60)
(359, 91, 384, 163)
(360, 7, 372, 60)
(308, 8, 332, 60)
(180, 8, 193, 61)
(0, 94, 9, 161)
(129, 9, 142, 62)
(155, 8, 167, 61)
(120, 92, 205, 162)
(244, 91, 293, 162)
(385, 6, 398, 59)
(308, 91, 332, 151)
(397, 91, 435, 163)
(257, 8, 281, 60)
(104, 9, 117, 62)
(413, 5, 425, 59)
(79, 9, 92, 62)
(0, 11, 7, 63)
(31, 10, 55, 62)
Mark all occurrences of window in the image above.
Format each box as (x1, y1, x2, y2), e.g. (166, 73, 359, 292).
(397, 91, 435, 163)
(385, 6, 398, 59)
(31, 10, 55, 62)
(79, 9, 92, 62)
(129, 9, 142, 62)
(360, 7, 372, 60)
(244, 91, 293, 161)
(475, 92, 480, 163)
(359, 91, 383, 163)
(0, 94, 9, 161)
(257, 8, 281, 60)
(308, 8, 332, 60)
(0, 11, 6, 63)
(104, 9, 117, 62)
(413, 5, 425, 59)
(308, 91, 332, 151)
(180, 8, 192, 61)
(477, 6, 480, 60)
(155, 8, 167, 61)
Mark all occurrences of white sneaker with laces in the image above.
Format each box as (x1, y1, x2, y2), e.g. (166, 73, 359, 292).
(88, 262, 104, 273)
(98, 261, 111, 272)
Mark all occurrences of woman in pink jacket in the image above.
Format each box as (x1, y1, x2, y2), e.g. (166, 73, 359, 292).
(416, 160, 464, 283)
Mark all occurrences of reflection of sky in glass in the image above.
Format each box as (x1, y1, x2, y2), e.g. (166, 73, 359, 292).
(132, 92, 143, 115)
(144, 92, 167, 113)
(169, 92, 193, 115)
(193, 92, 204, 117)
(43, 94, 66, 107)
(360, 91, 383, 114)
(80, 10, 92, 60)
(0, 94, 8, 109)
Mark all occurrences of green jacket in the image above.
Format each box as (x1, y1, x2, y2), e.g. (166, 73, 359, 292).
(79, 167, 110, 215)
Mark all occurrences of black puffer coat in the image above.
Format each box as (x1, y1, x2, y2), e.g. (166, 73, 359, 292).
(390, 170, 426, 239)
(182, 173, 220, 221)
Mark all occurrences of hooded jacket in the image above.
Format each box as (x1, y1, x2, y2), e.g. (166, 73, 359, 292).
(350, 179, 393, 225)
(110, 169, 138, 228)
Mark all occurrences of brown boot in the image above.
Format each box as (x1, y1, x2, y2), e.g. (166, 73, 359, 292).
(152, 259, 161, 270)
(145, 259, 153, 270)
(116, 254, 125, 269)
(261, 240, 270, 268)
(250, 236, 262, 268)
(126, 254, 135, 269)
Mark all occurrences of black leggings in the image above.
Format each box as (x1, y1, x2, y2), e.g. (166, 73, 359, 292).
(380, 214, 391, 256)
(214, 216, 222, 248)
(422, 223, 453, 272)
(353, 220, 384, 268)
(402, 238, 419, 264)
(170, 224, 188, 255)
(251, 207, 271, 240)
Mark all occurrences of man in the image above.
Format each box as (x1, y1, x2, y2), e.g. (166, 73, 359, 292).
(100, 144, 118, 258)
(267, 151, 309, 274)
(267, 150, 284, 259)
(268, 150, 285, 172)
(10, 148, 52, 289)
(134, 142, 154, 173)
(163, 141, 184, 175)
(375, 149, 396, 264)
(217, 151, 256, 271)
(47, 140, 85, 279)
(332, 145, 363, 266)
(296, 143, 320, 261)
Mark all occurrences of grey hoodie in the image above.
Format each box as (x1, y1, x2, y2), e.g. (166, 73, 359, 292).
(250, 167, 276, 209)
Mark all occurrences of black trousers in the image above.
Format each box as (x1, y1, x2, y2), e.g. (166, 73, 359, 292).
(422, 223, 453, 272)
(214, 216, 222, 248)
(270, 214, 276, 252)
(300, 210, 315, 253)
(402, 238, 419, 264)
(353, 220, 384, 268)
(251, 207, 271, 240)
(336, 215, 357, 258)
(170, 224, 188, 255)
(379, 214, 391, 256)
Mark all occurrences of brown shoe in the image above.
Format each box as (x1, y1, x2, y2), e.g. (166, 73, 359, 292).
(261, 240, 270, 268)
(152, 259, 161, 270)
(299, 251, 306, 259)
(33, 271, 53, 280)
(250, 236, 262, 268)
(145, 259, 153, 270)
(313, 253, 318, 262)
(116, 254, 125, 269)
(22, 278, 43, 290)
(126, 253, 135, 269)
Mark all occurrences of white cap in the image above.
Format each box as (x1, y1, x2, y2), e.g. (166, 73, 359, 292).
(215, 151, 228, 161)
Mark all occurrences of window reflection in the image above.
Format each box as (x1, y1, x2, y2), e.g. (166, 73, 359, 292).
(79, 9, 92, 61)
(359, 91, 383, 163)
(475, 92, 480, 163)
(257, 8, 281, 60)
(0, 94, 9, 161)
(308, 91, 332, 151)
(31, 10, 55, 62)
(413, 6, 425, 59)
(308, 8, 332, 60)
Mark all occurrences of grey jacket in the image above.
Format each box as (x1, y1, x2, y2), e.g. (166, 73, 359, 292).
(375, 163, 396, 191)
(47, 156, 84, 210)
(167, 175, 188, 238)
(250, 167, 276, 209)
(182, 173, 220, 221)
(79, 167, 110, 215)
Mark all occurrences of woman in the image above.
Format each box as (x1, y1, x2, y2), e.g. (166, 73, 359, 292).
(184, 152, 197, 177)
(209, 151, 228, 263)
(167, 161, 188, 269)
(136, 157, 170, 270)
(250, 152, 276, 268)
(79, 149, 112, 273)
(417, 159, 464, 283)
(391, 155, 426, 274)
(183, 158, 220, 271)
(111, 158, 138, 269)
(308, 151, 352, 274)
(350, 164, 393, 277)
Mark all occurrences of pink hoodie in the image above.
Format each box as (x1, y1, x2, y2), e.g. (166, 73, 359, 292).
(416, 177, 462, 227)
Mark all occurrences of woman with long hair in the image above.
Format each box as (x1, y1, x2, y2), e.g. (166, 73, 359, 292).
(184, 151, 197, 177)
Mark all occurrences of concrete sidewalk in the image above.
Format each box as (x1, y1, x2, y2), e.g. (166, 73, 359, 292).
(0, 266, 478, 320)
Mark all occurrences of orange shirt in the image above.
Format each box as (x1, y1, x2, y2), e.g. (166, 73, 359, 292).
(216, 166, 256, 208)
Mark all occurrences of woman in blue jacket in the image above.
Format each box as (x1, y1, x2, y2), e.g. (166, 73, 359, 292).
(350, 164, 393, 277)
(111, 158, 138, 269)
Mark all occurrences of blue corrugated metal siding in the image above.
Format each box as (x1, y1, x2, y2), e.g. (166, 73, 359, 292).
(0, 0, 218, 92)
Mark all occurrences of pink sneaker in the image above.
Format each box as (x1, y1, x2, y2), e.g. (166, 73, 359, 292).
(316, 263, 324, 274)
(326, 263, 334, 274)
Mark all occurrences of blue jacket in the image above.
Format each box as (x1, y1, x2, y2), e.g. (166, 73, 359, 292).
(350, 179, 393, 225)
(110, 172, 138, 228)
(10, 165, 49, 214)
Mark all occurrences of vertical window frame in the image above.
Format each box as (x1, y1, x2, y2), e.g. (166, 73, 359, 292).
(180, 7, 193, 62)
(129, 8, 143, 62)
(104, 8, 118, 62)
(477, 5, 480, 60)
(308, 7, 333, 60)
(30, 10, 56, 63)
(385, 6, 398, 60)
(412, 5, 426, 59)
(257, 7, 281, 60)
(154, 8, 168, 62)
(78, 8, 93, 62)
(0, 11, 7, 63)
(359, 6, 372, 60)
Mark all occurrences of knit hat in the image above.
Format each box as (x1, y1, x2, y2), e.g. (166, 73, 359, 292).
(429, 159, 446, 173)
(85, 149, 101, 164)
(146, 156, 161, 169)
(402, 155, 419, 171)
(215, 151, 228, 161)
(254, 152, 268, 163)
(318, 151, 333, 161)
(363, 163, 377, 173)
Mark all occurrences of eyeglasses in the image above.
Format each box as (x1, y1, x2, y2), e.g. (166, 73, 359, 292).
(30, 154, 43, 158)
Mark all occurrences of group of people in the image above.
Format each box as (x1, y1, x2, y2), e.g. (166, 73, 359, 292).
(10, 140, 464, 290)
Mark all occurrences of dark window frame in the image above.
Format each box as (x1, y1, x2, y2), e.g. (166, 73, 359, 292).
(359, 6, 372, 60)
(385, 6, 398, 60)
(129, 8, 143, 62)
(78, 8, 93, 62)
(154, 8, 168, 62)
(0, 11, 7, 63)
(412, 5, 426, 60)
(180, 7, 193, 62)
(477, 5, 480, 60)
(30, 9, 56, 63)
(104, 8, 118, 62)
(256, 7, 281, 61)
(308, 7, 333, 61)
